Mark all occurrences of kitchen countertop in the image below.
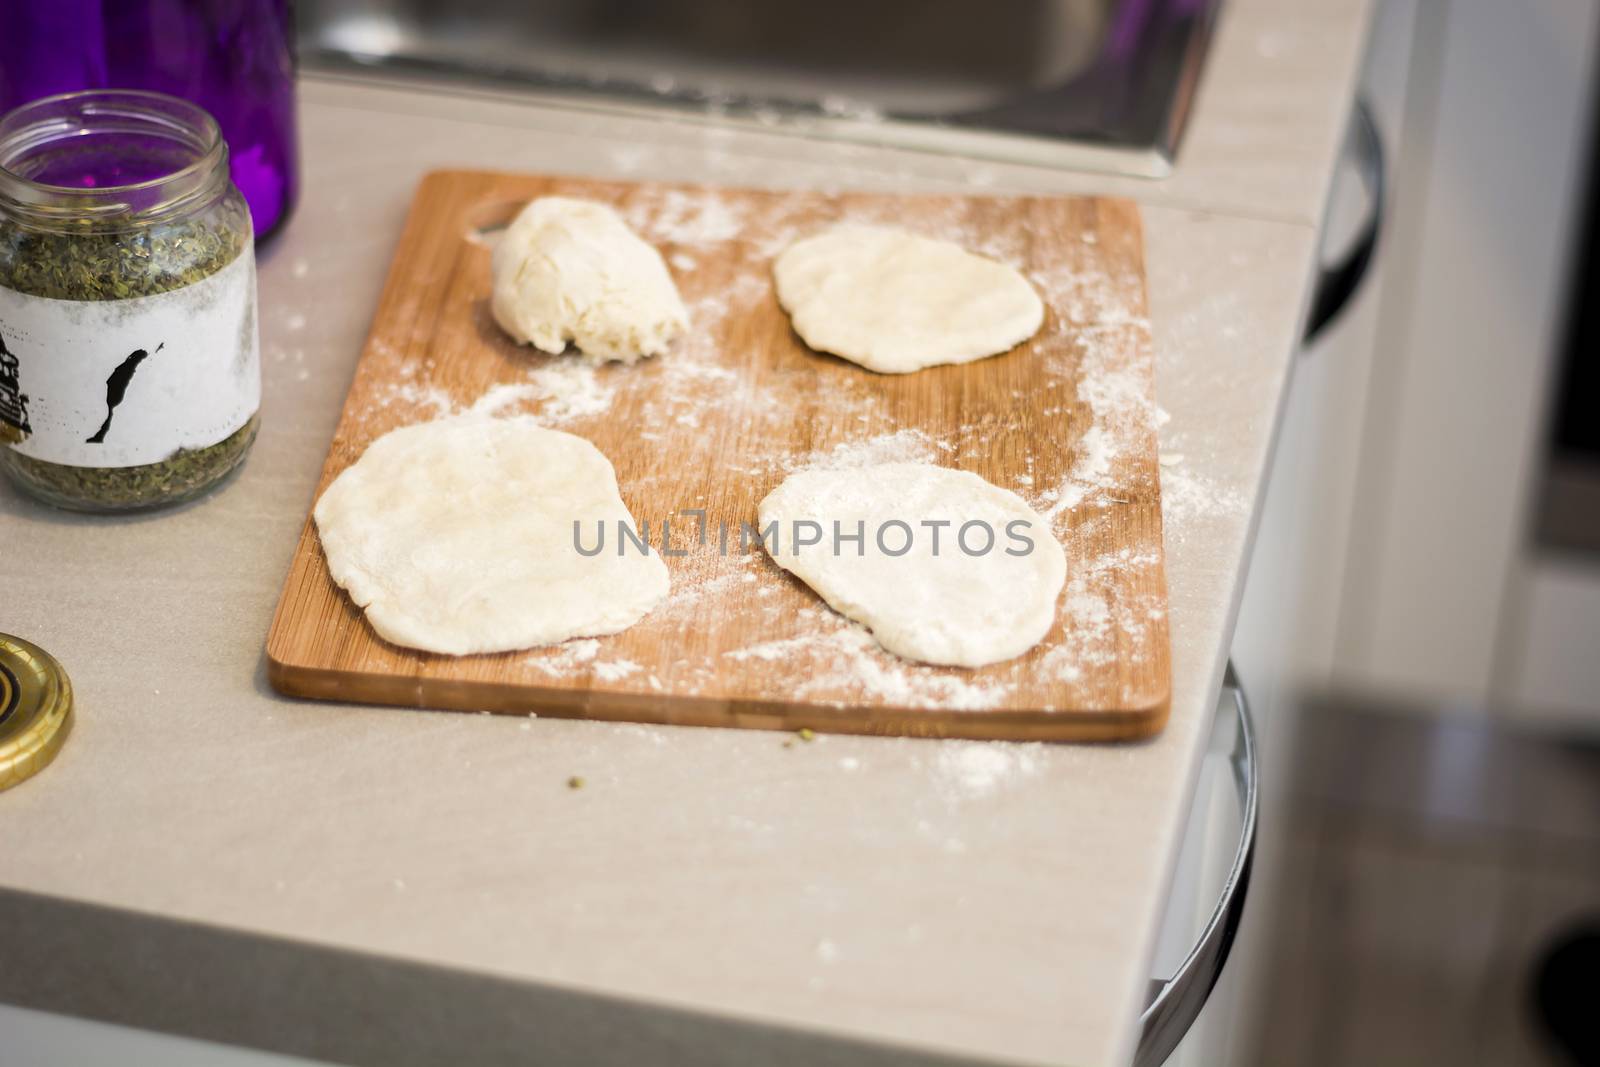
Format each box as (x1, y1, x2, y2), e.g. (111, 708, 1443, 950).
(0, 1, 1371, 1064)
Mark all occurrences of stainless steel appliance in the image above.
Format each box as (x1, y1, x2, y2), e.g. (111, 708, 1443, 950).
(298, 0, 1220, 176)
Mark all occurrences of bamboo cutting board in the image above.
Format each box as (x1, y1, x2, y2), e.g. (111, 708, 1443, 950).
(266, 170, 1170, 741)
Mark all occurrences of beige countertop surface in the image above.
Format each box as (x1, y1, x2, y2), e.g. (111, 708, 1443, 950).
(0, 2, 1371, 1064)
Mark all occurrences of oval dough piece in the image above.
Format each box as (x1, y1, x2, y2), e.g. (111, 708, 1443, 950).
(773, 225, 1044, 374)
(491, 196, 688, 364)
(758, 463, 1066, 667)
(314, 415, 669, 656)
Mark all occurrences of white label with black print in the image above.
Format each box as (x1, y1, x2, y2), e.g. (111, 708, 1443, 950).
(0, 248, 260, 468)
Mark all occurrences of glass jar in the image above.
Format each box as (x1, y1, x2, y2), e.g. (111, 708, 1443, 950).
(0, 90, 261, 512)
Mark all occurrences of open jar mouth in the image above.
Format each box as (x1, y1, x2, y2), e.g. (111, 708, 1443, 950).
(0, 89, 231, 228)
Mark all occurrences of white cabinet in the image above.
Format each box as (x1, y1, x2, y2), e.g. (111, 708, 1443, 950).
(1212, 1, 1422, 1060)
(1214, 1, 1600, 1059)
(0, 1003, 320, 1067)
(1329, 0, 1600, 716)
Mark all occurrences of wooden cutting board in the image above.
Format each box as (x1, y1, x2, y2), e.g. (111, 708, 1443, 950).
(266, 170, 1170, 741)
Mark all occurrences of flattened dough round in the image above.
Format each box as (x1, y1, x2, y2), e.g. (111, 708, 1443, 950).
(773, 225, 1044, 374)
(314, 415, 669, 655)
(758, 463, 1066, 666)
(491, 196, 688, 364)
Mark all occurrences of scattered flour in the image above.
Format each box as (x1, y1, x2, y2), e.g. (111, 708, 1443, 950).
(466, 382, 535, 418)
(371, 380, 455, 419)
(792, 428, 945, 473)
(1036, 317, 1157, 521)
(933, 743, 1043, 800)
(522, 642, 647, 685)
(1036, 541, 1166, 692)
(369, 358, 619, 426)
(626, 188, 745, 246)
(607, 144, 653, 175)
(1159, 464, 1249, 525)
(819, 95, 886, 122)
(474, 360, 617, 423)
(593, 659, 642, 682)
(1043, 423, 1115, 520)
(527, 638, 600, 675)
(726, 620, 1012, 711)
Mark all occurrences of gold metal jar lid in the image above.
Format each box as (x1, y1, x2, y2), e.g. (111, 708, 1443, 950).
(0, 633, 73, 791)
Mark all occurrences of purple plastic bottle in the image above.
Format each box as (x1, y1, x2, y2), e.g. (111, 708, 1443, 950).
(0, 0, 298, 239)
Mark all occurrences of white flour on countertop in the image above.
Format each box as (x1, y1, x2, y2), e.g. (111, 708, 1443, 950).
(1158, 463, 1249, 526)
(819, 95, 885, 122)
(932, 742, 1043, 800)
(1156, 406, 1249, 530)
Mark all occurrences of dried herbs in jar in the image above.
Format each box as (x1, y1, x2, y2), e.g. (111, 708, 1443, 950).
(0, 90, 261, 511)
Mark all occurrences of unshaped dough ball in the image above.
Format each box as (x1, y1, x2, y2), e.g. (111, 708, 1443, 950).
(773, 224, 1044, 374)
(314, 414, 669, 655)
(758, 462, 1066, 667)
(491, 196, 688, 364)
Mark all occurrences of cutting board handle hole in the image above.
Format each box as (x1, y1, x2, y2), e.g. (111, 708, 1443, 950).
(463, 200, 524, 248)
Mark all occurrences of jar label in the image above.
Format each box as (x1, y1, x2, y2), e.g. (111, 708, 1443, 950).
(0, 250, 260, 469)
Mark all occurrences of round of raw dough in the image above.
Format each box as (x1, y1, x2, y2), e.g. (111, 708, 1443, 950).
(757, 462, 1066, 667)
(772, 225, 1044, 374)
(491, 196, 688, 364)
(314, 415, 669, 655)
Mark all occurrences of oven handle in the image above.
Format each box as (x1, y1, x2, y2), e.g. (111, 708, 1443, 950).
(1305, 97, 1385, 344)
(1133, 662, 1258, 1067)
